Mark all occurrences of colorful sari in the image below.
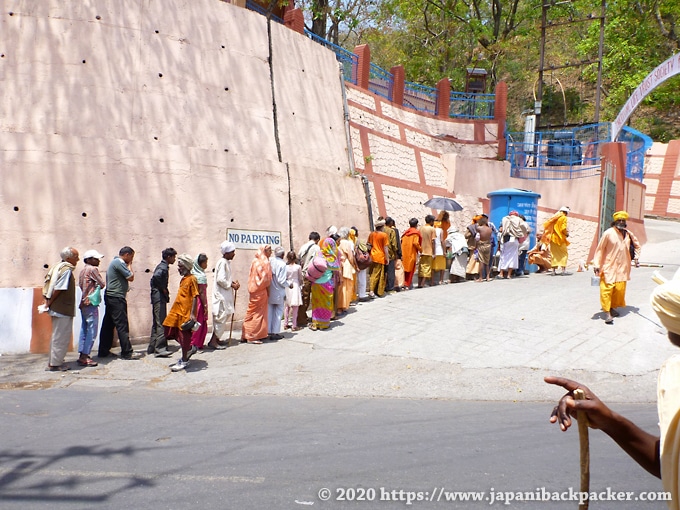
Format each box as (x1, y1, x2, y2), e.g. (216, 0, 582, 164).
(337, 238, 356, 311)
(349, 228, 358, 302)
(242, 245, 272, 342)
(190, 256, 209, 348)
(311, 238, 340, 330)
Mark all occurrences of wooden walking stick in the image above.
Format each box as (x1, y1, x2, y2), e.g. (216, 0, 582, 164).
(574, 389, 590, 510)
(228, 288, 238, 347)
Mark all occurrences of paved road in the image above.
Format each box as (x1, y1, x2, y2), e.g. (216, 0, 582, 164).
(2, 219, 679, 404)
(1, 219, 678, 508)
(0, 389, 665, 509)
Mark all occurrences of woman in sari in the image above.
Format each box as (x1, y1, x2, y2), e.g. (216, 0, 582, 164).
(310, 238, 340, 331)
(190, 253, 209, 350)
(241, 245, 272, 344)
(336, 227, 356, 315)
(348, 227, 359, 302)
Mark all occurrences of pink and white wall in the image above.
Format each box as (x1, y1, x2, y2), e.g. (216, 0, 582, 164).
(0, 0, 661, 354)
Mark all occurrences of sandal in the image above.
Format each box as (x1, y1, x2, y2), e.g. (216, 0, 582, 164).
(247, 340, 263, 344)
(309, 324, 318, 331)
(46, 364, 70, 372)
(77, 358, 99, 367)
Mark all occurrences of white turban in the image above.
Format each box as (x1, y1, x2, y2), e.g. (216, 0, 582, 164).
(220, 241, 236, 255)
(651, 280, 680, 336)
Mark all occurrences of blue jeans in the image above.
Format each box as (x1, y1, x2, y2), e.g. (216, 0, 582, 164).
(517, 250, 528, 275)
(78, 305, 99, 355)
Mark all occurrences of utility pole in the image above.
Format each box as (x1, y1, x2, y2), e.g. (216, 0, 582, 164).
(594, 0, 606, 124)
(536, 1, 606, 129)
(536, 2, 547, 129)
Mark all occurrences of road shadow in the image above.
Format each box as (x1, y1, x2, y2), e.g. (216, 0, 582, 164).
(0, 445, 157, 504)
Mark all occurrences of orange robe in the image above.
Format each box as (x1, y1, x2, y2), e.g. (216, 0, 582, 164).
(401, 228, 422, 273)
(241, 246, 272, 342)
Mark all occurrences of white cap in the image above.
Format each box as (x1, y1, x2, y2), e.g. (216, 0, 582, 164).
(220, 241, 236, 254)
(83, 249, 105, 260)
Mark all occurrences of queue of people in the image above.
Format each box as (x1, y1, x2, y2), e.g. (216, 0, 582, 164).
(39, 209, 642, 372)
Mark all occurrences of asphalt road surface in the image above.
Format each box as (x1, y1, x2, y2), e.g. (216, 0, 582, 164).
(0, 388, 666, 509)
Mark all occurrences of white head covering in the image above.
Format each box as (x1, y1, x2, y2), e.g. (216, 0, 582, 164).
(220, 241, 236, 255)
(326, 225, 338, 236)
(558, 206, 570, 213)
(177, 254, 194, 271)
(83, 249, 105, 260)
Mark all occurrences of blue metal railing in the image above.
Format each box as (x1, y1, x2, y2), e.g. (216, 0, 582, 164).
(403, 82, 437, 115)
(368, 63, 393, 101)
(450, 91, 495, 119)
(245, 0, 284, 24)
(506, 123, 611, 180)
(618, 126, 653, 182)
(304, 29, 358, 85)
(242, 14, 497, 120)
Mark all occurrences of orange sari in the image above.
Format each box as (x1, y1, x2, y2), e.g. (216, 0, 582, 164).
(241, 245, 272, 342)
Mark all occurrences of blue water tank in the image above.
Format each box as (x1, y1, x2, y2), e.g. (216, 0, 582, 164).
(487, 188, 541, 272)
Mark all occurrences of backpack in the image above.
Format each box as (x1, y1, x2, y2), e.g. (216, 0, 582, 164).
(305, 254, 328, 282)
(625, 231, 636, 260)
(354, 242, 371, 271)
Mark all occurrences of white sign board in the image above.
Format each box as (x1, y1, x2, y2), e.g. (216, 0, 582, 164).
(227, 229, 282, 250)
(611, 53, 680, 140)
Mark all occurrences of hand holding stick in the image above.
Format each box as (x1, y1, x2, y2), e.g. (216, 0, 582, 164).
(574, 388, 590, 510)
(228, 288, 238, 347)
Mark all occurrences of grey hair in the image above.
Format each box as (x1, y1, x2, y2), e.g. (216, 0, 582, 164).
(60, 246, 76, 261)
(274, 246, 285, 258)
(337, 227, 350, 239)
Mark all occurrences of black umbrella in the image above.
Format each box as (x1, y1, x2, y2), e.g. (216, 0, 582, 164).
(423, 197, 463, 211)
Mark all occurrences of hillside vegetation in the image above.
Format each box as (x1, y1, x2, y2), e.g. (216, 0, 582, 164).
(296, 0, 679, 141)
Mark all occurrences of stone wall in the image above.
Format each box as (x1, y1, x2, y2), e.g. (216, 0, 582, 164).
(0, 0, 369, 352)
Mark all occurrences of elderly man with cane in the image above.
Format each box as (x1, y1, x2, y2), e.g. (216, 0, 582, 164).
(208, 241, 239, 349)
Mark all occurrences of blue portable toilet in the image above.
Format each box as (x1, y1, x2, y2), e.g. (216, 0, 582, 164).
(487, 188, 541, 272)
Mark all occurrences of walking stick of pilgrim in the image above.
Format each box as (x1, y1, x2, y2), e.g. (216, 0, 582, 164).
(228, 288, 238, 346)
(574, 389, 590, 510)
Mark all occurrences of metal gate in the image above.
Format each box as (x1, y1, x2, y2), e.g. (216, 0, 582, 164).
(599, 160, 616, 236)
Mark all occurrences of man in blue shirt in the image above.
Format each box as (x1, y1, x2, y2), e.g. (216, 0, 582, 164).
(99, 246, 139, 359)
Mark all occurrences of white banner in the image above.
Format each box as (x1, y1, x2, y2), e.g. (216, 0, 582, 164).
(227, 229, 282, 250)
(612, 53, 680, 140)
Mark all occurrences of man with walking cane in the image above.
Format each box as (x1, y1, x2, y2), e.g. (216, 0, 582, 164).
(546, 274, 680, 509)
(208, 241, 240, 350)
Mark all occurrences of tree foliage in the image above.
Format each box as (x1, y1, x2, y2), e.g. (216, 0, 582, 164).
(298, 0, 680, 140)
